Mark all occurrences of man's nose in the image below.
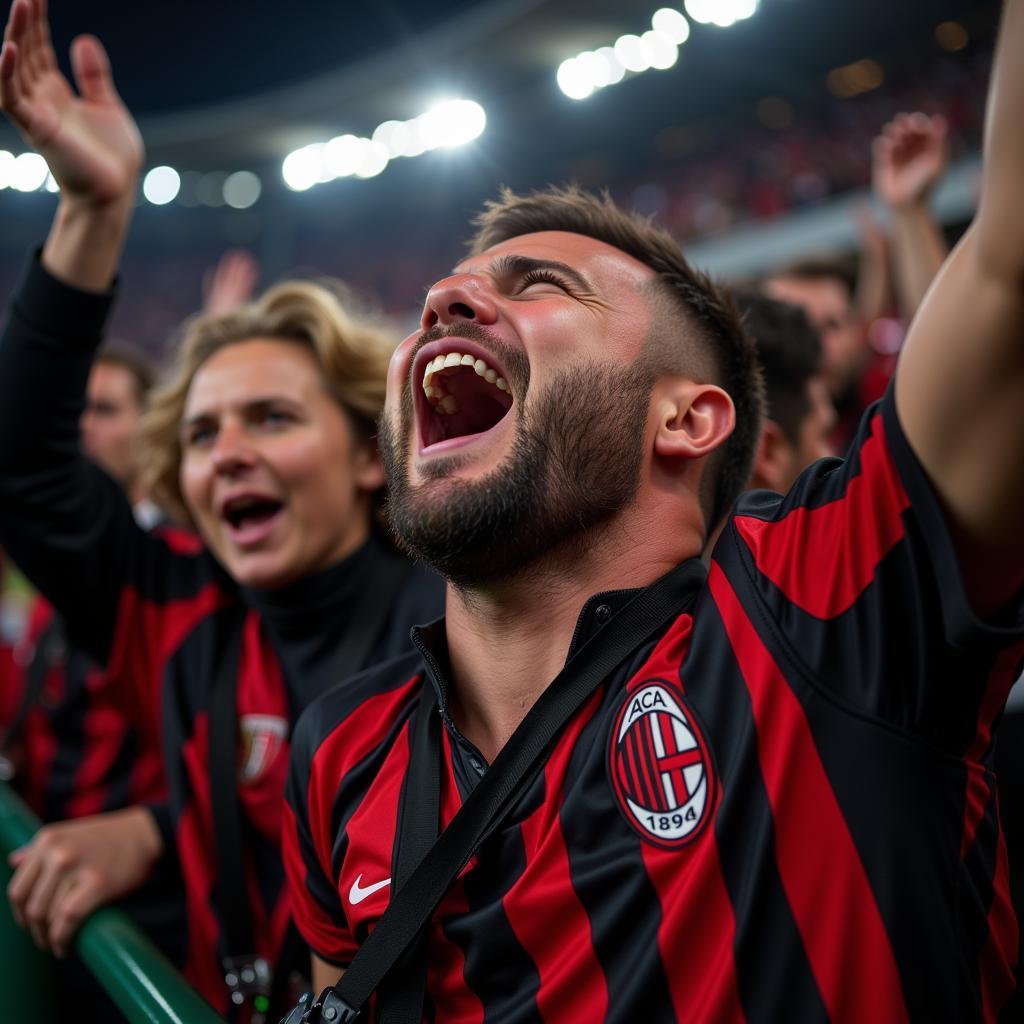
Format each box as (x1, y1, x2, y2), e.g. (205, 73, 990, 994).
(421, 273, 498, 332)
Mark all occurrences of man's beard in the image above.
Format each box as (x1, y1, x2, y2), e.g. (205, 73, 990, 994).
(380, 358, 654, 588)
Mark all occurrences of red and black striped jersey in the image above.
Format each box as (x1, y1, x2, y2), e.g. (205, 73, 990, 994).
(0, 258, 446, 1019)
(13, 591, 168, 823)
(284, 388, 1024, 1023)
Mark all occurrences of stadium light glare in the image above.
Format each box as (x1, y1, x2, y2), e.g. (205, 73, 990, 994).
(422, 99, 487, 148)
(401, 117, 431, 158)
(684, 0, 759, 28)
(614, 34, 651, 73)
(0, 149, 14, 189)
(596, 47, 626, 85)
(643, 30, 679, 70)
(282, 98, 486, 190)
(652, 8, 690, 45)
(44, 172, 59, 193)
(557, 11, 690, 100)
(142, 165, 180, 205)
(11, 151, 48, 192)
(557, 57, 594, 100)
(354, 140, 390, 178)
(223, 170, 261, 209)
(325, 134, 367, 178)
(576, 50, 612, 89)
(372, 120, 408, 158)
(282, 144, 325, 191)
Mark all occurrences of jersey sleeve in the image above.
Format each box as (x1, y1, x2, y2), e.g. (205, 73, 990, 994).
(713, 385, 1024, 754)
(283, 707, 357, 967)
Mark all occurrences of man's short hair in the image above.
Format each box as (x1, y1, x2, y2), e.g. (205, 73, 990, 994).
(732, 292, 823, 446)
(95, 343, 158, 406)
(765, 258, 855, 298)
(470, 185, 765, 528)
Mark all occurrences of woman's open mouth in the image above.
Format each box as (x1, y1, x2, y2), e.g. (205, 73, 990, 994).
(221, 494, 284, 546)
(414, 342, 514, 452)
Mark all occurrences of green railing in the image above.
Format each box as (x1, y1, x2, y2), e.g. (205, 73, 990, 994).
(0, 782, 226, 1024)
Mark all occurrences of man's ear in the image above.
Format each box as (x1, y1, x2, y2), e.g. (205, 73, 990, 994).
(653, 382, 735, 462)
(748, 420, 794, 493)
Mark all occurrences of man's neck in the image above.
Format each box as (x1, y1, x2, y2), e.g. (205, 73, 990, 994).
(443, 514, 702, 762)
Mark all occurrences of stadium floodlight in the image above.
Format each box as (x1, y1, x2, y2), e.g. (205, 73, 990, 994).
(652, 8, 690, 45)
(223, 170, 261, 209)
(0, 149, 14, 189)
(596, 46, 626, 85)
(325, 134, 367, 178)
(556, 13, 687, 101)
(11, 151, 48, 192)
(614, 34, 651, 74)
(420, 99, 487, 148)
(557, 56, 595, 100)
(282, 144, 326, 191)
(372, 120, 410, 159)
(401, 116, 432, 158)
(282, 97, 486, 190)
(642, 29, 679, 70)
(354, 140, 390, 179)
(142, 165, 180, 205)
(684, 0, 759, 28)
(577, 50, 615, 89)
(44, 172, 59, 193)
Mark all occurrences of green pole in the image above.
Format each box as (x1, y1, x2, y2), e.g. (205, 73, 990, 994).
(0, 787, 58, 1021)
(0, 782, 226, 1024)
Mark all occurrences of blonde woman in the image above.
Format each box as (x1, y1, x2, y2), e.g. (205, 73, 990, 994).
(0, 2, 442, 1017)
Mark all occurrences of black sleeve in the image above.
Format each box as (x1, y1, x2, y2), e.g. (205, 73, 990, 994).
(0, 254, 161, 665)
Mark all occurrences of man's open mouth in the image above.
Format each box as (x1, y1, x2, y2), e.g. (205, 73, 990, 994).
(416, 345, 514, 449)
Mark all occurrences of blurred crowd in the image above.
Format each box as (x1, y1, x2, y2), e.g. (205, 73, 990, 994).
(615, 35, 993, 239)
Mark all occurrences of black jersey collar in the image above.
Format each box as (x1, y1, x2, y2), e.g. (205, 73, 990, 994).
(411, 584, 643, 767)
(241, 533, 387, 641)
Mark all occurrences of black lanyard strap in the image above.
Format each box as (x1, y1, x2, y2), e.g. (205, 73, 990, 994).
(375, 690, 441, 1024)
(301, 557, 707, 1024)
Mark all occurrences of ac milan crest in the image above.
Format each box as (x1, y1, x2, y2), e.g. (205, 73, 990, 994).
(608, 679, 715, 848)
(238, 714, 288, 783)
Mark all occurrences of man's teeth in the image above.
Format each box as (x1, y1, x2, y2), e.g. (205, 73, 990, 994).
(422, 350, 509, 414)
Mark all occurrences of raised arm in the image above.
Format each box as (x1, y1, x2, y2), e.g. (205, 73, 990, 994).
(872, 113, 950, 320)
(0, 0, 151, 662)
(0, 0, 141, 286)
(895, 1, 1024, 612)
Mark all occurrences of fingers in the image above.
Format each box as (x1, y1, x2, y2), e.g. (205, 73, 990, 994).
(880, 111, 946, 151)
(48, 869, 101, 957)
(0, 0, 28, 114)
(22, 842, 70, 948)
(70, 33, 118, 105)
(2, 0, 29, 54)
(6, 841, 44, 930)
(27, 0, 55, 75)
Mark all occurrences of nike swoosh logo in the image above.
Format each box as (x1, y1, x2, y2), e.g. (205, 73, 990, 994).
(348, 873, 392, 905)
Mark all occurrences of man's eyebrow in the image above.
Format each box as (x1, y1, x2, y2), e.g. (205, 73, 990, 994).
(454, 254, 593, 293)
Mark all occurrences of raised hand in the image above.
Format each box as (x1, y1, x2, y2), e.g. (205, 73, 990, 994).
(0, 0, 142, 206)
(203, 249, 261, 316)
(872, 113, 949, 210)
